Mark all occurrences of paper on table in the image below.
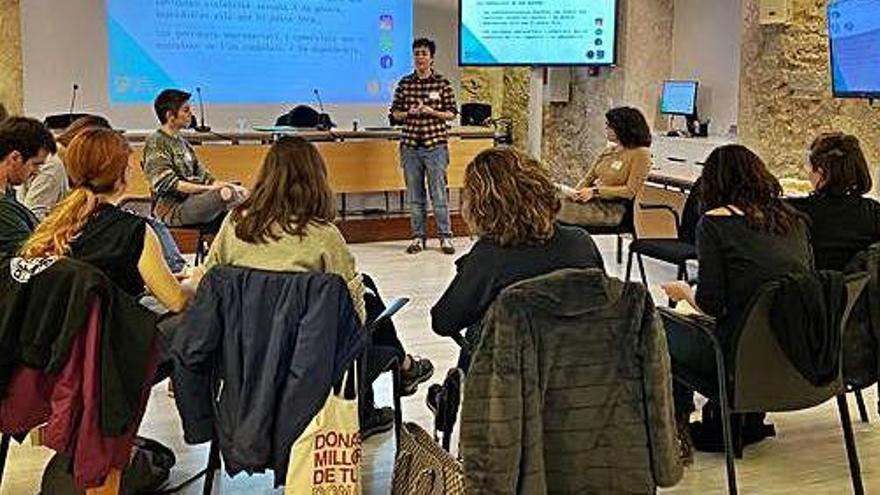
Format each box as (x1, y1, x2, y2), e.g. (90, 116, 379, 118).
(674, 300, 700, 316)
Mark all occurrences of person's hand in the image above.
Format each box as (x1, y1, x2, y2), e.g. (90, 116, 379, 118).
(419, 105, 436, 116)
(662, 281, 694, 303)
(231, 184, 250, 199)
(574, 187, 595, 202)
(408, 103, 422, 116)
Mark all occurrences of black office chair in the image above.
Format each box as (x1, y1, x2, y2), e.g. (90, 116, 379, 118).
(580, 198, 637, 265)
(660, 273, 870, 495)
(43, 112, 98, 131)
(275, 105, 333, 130)
(842, 242, 880, 424)
(626, 179, 703, 287)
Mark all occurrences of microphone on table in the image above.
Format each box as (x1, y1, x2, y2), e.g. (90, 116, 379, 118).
(69, 83, 79, 116)
(313, 88, 334, 131)
(194, 86, 212, 133)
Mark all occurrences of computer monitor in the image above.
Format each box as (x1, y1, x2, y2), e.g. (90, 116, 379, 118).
(660, 80, 699, 116)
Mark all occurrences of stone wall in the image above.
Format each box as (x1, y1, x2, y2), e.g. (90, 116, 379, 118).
(738, 0, 880, 178)
(0, 0, 22, 114)
(461, 67, 530, 149)
(541, 0, 674, 183)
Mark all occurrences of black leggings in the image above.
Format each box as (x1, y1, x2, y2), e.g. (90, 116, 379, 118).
(661, 312, 720, 416)
(360, 275, 406, 417)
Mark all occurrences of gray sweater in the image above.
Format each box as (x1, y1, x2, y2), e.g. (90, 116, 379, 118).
(18, 153, 69, 221)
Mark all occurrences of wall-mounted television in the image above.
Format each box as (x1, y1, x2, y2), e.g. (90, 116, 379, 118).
(827, 0, 880, 99)
(459, 0, 618, 66)
(660, 80, 699, 116)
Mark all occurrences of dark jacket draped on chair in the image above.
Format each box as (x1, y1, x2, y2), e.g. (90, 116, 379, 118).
(460, 268, 682, 494)
(170, 266, 366, 485)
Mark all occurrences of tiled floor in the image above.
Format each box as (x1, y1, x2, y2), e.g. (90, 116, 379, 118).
(3, 236, 879, 494)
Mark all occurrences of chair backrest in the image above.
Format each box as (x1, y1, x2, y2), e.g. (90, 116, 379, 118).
(275, 105, 320, 127)
(678, 178, 703, 244)
(733, 272, 869, 412)
(842, 242, 880, 387)
(43, 113, 99, 131)
(620, 198, 637, 233)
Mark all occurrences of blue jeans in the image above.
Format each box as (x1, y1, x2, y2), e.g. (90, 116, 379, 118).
(400, 145, 452, 239)
(144, 217, 188, 273)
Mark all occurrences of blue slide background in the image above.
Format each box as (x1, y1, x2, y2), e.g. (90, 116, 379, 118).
(661, 81, 698, 115)
(460, 0, 617, 65)
(828, 0, 880, 95)
(107, 0, 413, 104)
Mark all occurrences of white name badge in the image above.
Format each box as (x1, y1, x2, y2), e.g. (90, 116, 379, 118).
(611, 160, 624, 171)
(428, 91, 441, 101)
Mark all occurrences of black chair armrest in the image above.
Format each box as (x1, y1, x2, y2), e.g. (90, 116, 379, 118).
(658, 307, 719, 346)
(640, 203, 682, 232)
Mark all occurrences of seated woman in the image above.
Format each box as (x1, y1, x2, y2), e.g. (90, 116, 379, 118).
(432, 147, 605, 370)
(19, 115, 188, 273)
(556, 106, 652, 228)
(200, 136, 433, 438)
(19, 127, 195, 313)
(19, 128, 197, 386)
(661, 144, 813, 462)
(789, 132, 880, 271)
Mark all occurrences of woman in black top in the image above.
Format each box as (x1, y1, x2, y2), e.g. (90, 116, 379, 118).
(431, 147, 605, 370)
(789, 133, 880, 271)
(661, 145, 813, 461)
(19, 128, 196, 311)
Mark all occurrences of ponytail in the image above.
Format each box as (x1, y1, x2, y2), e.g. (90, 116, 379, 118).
(19, 187, 100, 258)
(19, 127, 130, 258)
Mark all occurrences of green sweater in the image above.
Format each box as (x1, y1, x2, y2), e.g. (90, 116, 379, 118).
(203, 214, 366, 322)
(0, 189, 37, 259)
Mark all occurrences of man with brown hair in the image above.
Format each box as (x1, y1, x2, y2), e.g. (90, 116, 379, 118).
(0, 117, 56, 257)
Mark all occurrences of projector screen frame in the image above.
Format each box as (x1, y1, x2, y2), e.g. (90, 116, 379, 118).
(827, 2, 880, 100)
(457, 0, 620, 67)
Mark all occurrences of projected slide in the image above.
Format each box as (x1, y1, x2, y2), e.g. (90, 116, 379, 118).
(828, 0, 880, 96)
(460, 0, 617, 65)
(107, 0, 413, 104)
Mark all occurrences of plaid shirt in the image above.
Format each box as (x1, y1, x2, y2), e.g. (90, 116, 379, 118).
(390, 71, 458, 149)
(142, 129, 215, 222)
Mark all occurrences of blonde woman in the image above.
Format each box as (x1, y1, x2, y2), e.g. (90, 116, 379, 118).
(432, 147, 605, 369)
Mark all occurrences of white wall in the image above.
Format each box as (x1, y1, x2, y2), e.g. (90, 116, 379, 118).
(671, 0, 742, 135)
(21, 0, 461, 130)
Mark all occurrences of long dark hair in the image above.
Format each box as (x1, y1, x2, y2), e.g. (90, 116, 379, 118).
(606, 106, 652, 148)
(809, 132, 872, 196)
(232, 136, 335, 243)
(701, 144, 802, 236)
